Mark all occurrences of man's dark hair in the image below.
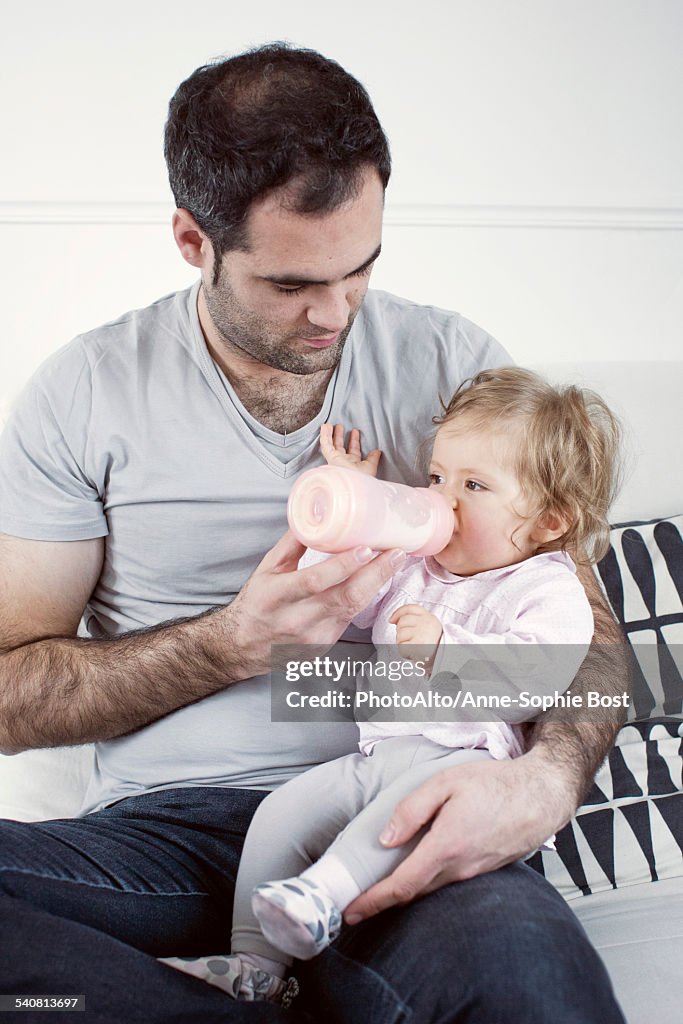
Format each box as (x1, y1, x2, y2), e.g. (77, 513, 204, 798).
(164, 43, 391, 279)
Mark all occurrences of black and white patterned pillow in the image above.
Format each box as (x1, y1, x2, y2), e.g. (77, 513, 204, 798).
(528, 717, 683, 899)
(596, 515, 683, 721)
(529, 515, 683, 899)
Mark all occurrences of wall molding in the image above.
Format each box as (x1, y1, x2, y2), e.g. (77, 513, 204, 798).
(1, 201, 682, 230)
(385, 204, 683, 230)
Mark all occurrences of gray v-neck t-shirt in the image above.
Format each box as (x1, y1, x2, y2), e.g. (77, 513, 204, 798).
(0, 283, 509, 813)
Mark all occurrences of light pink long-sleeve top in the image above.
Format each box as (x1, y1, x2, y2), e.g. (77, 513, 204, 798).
(301, 548, 594, 761)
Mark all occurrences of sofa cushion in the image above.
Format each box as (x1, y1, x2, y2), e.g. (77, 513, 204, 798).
(0, 745, 93, 822)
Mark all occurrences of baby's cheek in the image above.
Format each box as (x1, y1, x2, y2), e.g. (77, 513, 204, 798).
(463, 513, 497, 550)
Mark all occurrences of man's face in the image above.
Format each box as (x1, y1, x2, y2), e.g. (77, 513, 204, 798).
(201, 168, 385, 375)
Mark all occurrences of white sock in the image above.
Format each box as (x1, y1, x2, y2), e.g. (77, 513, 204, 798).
(237, 952, 287, 980)
(300, 853, 362, 911)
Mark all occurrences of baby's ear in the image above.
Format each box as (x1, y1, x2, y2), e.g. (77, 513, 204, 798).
(529, 509, 569, 545)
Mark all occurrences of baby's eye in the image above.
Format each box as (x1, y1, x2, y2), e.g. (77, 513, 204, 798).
(465, 479, 485, 492)
(428, 473, 443, 486)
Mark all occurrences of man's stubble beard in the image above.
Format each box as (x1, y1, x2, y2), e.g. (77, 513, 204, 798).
(203, 279, 359, 377)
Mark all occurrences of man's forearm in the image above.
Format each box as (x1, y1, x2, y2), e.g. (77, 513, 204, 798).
(0, 605, 244, 753)
(525, 562, 629, 820)
(526, 661, 626, 821)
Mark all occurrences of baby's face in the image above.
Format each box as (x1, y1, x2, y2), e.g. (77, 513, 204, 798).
(427, 422, 540, 577)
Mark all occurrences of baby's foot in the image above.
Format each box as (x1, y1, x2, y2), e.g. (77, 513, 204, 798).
(252, 876, 342, 960)
(158, 954, 299, 1006)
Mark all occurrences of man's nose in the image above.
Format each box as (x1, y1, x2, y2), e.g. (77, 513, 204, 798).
(305, 287, 351, 334)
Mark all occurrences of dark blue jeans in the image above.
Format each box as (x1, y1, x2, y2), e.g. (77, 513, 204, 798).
(0, 787, 625, 1023)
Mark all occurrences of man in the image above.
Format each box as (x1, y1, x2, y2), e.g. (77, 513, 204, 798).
(0, 44, 625, 1022)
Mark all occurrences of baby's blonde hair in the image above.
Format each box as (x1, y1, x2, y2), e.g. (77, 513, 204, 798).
(432, 367, 622, 563)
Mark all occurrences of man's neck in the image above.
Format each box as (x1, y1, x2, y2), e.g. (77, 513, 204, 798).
(222, 361, 335, 434)
(196, 286, 335, 435)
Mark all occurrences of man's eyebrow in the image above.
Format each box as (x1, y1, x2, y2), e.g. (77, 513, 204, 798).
(260, 244, 382, 287)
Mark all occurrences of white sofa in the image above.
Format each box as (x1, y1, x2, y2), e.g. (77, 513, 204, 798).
(1, 360, 682, 1023)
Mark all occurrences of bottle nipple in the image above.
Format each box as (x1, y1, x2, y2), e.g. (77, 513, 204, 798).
(307, 487, 329, 526)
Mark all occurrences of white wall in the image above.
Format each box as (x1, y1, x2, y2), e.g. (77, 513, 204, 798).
(1, 0, 681, 412)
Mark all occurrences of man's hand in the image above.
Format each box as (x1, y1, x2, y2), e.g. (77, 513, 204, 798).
(344, 746, 573, 924)
(389, 603, 443, 663)
(320, 422, 382, 476)
(227, 529, 405, 678)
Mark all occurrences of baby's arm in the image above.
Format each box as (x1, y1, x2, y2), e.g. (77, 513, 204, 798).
(430, 572, 594, 721)
(389, 568, 594, 708)
(320, 423, 382, 477)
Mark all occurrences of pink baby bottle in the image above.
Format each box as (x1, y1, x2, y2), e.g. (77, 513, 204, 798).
(287, 466, 454, 556)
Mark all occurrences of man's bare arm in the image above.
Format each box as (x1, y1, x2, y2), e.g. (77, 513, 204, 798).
(0, 532, 405, 753)
(522, 559, 629, 822)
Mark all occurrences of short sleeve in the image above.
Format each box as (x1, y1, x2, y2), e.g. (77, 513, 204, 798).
(0, 345, 108, 540)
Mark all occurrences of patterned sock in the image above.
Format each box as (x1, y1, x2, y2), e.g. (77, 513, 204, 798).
(158, 953, 297, 1005)
(239, 951, 287, 980)
(252, 875, 343, 960)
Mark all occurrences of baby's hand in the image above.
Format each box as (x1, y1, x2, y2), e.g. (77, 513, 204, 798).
(320, 423, 382, 477)
(389, 604, 443, 663)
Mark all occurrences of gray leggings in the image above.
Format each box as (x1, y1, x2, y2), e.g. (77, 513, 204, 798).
(232, 736, 492, 960)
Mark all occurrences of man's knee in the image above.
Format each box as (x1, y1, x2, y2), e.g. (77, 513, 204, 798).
(457, 906, 624, 1023)
(332, 865, 625, 1023)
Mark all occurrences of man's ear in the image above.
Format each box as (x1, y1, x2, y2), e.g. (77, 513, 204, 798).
(530, 510, 569, 545)
(171, 209, 212, 270)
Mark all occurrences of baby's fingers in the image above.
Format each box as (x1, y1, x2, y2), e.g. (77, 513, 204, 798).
(348, 428, 362, 458)
(332, 423, 347, 450)
(320, 422, 336, 458)
(389, 604, 425, 625)
(366, 448, 382, 474)
(320, 422, 354, 463)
